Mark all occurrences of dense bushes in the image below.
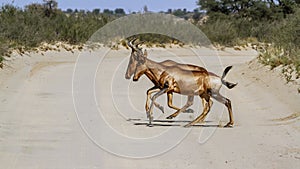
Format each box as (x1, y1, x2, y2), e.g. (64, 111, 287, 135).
(0, 1, 299, 77)
(198, 0, 300, 76)
(0, 4, 116, 60)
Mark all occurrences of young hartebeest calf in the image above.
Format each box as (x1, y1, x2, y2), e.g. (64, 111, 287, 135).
(131, 45, 236, 127)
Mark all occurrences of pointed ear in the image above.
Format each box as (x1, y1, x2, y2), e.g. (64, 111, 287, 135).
(143, 49, 148, 58)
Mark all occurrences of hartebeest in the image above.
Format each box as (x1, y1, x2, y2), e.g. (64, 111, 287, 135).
(130, 42, 237, 127)
(125, 39, 199, 114)
(125, 39, 236, 118)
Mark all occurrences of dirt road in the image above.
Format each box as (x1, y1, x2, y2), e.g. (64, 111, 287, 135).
(0, 47, 299, 169)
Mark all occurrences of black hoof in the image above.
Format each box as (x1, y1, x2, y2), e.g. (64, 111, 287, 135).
(184, 109, 194, 113)
(166, 116, 174, 119)
(224, 123, 233, 128)
(147, 124, 153, 127)
(158, 106, 165, 114)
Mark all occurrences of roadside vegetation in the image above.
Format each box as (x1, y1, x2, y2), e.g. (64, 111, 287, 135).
(0, 1, 117, 62)
(198, 0, 300, 80)
(0, 0, 299, 81)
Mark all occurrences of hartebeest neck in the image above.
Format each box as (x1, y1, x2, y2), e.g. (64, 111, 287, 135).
(144, 58, 166, 83)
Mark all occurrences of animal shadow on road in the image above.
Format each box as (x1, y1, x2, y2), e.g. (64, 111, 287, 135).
(127, 118, 222, 128)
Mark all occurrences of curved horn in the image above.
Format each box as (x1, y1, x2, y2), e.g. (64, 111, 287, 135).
(128, 38, 138, 50)
(135, 40, 144, 50)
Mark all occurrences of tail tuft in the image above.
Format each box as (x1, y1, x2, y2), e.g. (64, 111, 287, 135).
(221, 66, 233, 80)
(223, 81, 237, 89)
(221, 66, 237, 89)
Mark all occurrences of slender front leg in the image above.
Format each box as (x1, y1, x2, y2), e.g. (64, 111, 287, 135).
(166, 95, 194, 119)
(166, 92, 194, 114)
(145, 86, 161, 113)
(147, 88, 168, 127)
(166, 92, 181, 111)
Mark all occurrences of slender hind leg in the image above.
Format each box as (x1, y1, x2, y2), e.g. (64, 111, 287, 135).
(184, 94, 212, 127)
(167, 95, 194, 119)
(197, 97, 213, 121)
(211, 92, 234, 127)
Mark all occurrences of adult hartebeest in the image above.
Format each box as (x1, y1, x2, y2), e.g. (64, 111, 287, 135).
(125, 39, 198, 114)
(125, 39, 236, 118)
(129, 42, 237, 127)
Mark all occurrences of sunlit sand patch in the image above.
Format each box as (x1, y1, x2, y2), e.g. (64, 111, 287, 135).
(267, 112, 300, 126)
(272, 112, 300, 122)
(29, 61, 74, 77)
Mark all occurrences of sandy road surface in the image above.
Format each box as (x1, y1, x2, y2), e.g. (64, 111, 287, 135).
(0, 47, 299, 169)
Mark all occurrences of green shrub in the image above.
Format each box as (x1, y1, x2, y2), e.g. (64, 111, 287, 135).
(0, 3, 116, 63)
(199, 6, 300, 78)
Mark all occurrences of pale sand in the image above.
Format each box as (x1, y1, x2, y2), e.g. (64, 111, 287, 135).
(0, 46, 299, 169)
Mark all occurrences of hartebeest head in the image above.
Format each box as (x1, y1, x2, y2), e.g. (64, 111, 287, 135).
(125, 39, 147, 79)
(133, 52, 148, 81)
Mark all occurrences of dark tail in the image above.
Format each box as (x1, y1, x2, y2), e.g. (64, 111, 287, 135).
(221, 66, 237, 89)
